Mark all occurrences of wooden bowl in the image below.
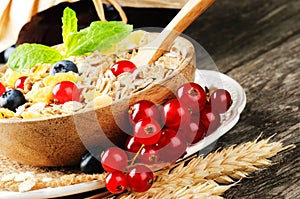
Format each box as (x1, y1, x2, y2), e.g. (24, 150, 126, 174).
(0, 36, 196, 166)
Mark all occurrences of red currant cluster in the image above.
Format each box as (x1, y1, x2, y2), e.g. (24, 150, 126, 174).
(101, 82, 232, 194)
(101, 147, 154, 194)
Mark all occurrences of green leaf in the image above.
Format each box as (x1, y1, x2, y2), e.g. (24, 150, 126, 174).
(64, 21, 133, 57)
(7, 44, 63, 72)
(62, 7, 78, 47)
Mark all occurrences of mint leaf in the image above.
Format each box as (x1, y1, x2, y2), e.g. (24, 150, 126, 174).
(62, 7, 78, 46)
(7, 44, 63, 71)
(92, 21, 133, 52)
(64, 21, 133, 57)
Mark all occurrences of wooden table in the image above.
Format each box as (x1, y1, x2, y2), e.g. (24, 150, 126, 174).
(0, 0, 299, 198)
(184, 0, 299, 198)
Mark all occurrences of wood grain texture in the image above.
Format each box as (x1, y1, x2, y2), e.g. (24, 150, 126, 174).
(185, 0, 300, 198)
(0, 0, 299, 198)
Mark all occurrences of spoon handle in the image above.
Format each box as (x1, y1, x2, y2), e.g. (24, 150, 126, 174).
(131, 0, 215, 66)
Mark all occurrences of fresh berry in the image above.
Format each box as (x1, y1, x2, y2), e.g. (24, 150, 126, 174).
(138, 145, 159, 165)
(176, 82, 207, 113)
(101, 147, 128, 172)
(80, 152, 104, 174)
(52, 81, 81, 104)
(0, 89, 26, 112)
(111, 60, 137, 76)
(125, 136, 143, 159)
(125, 136, 142, 154)
(154, 128, 177, 150)
(179, 114, 206, 145)
(162, 99, 191, 130)
(14, 76, 28, 90)
(209, 89, 232, 113)
(127, 164, 154, 192)
(50, 60, 78, 76)
(128, 100, 161, 124)
(0, 82, 6, 95)
(200, 105, 221, 135)
(156, 128, 187, 163)
(105, 171, 128, 194)
(134, 119, 162, 145)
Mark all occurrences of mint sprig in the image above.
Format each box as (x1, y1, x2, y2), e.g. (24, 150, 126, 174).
(7, 7, 133, 71)
(62, 7, 78, 45)
(64, 21, 133, 57)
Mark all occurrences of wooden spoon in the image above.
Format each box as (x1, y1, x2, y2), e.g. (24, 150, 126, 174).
(130, 0, 215, 67)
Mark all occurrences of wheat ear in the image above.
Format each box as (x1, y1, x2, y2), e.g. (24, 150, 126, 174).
(123, 137, 294, 199)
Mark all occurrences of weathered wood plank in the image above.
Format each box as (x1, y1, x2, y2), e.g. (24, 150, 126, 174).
(220, 34, 300, 199)
(0, 0, 298, 198)
(185, 0, 300, 198)
(186, 0, 300, 72)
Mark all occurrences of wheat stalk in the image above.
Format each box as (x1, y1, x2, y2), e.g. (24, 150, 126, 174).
(123, 136, 294, 199)
(122, 180, 231, 199)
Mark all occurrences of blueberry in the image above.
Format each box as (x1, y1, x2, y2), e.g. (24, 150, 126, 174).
(0, 89, 27, 112)
(50, 60, 78, 76)
(80, 152, 104, 174)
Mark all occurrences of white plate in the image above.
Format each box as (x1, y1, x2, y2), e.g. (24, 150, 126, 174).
(0, 69, 246, 199)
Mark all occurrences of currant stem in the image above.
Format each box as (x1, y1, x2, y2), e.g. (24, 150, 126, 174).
(130, 144, 145, 166)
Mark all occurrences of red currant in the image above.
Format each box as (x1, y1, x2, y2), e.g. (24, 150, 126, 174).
(200, 104, 221, 135)
(101, 147, 128, 172)
(125, 136, 142, 159)
(162, 99, 191, 130)
(111, 60, 137, 76)
(154, 128, 177, 150)
(125, 136, 142, 154)
(156, 128, 187, 163)
(14, 76, 28, 90)
(209, 89, 232, 113)
(127, 164, 154, 192)
(176, 82, 207, 113)
(138, 145, 159, 165)
(128, 100, 161, 124)
(52, 81, 81, 104)
(134, 119, 162, 145)
(179, 114, 206, 145)
(0, 82, 6, 96)
(105, 171, 127, 194)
